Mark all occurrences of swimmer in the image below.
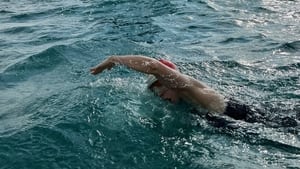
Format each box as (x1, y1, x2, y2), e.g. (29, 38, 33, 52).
(90, 55, 261, 122)
(90, 55, 226, 112)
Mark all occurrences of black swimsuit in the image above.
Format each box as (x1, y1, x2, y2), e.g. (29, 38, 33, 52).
(223, 98, 261, 123)
(206, 98, 297, 129)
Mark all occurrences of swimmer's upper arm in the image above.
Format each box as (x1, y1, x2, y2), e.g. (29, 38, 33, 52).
(109, 55, 187, 87)
(110, 55, 160, 74)
(154, 66, 193, 89)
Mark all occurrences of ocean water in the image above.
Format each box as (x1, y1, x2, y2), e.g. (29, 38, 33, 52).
(0, 0, 299, 168)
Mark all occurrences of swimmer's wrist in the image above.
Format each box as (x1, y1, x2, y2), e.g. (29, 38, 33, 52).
(106, 56, 116, 69)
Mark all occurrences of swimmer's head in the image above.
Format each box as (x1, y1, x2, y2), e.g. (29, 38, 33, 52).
(146, 59, 178, 88)
(147, 59, 179, 103)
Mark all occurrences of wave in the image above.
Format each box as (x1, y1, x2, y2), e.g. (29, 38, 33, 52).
(180, 60, 250, 70)
(9, 8, 58, 21)
(199, 60, 300, 72)
(193, 60, 249, 69)
(219, 33, 269, 45)
(279, 40, 300, 52)
(274, 62, 300, 71)
(219, 37, 252, 44)
(240, 126, 300, 153)
(9, 4, 87, 21)
(211, 117, 300, 152)
(254, 7, 277, 14)
(0, 26, 35, 34)
(258, 137, 300, 154)
(0, 10, 14, 14)
(252, 40, 300, 53)
(210, 60, 249, 69)
(0, 45, 70, 83)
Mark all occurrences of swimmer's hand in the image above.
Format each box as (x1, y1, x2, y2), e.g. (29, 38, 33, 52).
(90, 57, 115, 75)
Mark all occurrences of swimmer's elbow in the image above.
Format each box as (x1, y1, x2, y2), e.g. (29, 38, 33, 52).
(147, 60, 161, 75)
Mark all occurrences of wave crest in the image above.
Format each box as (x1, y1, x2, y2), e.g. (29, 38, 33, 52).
(1, 45, 70, 83)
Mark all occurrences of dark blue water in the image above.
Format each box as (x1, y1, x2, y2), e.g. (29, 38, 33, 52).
(1, 0, 299, 168)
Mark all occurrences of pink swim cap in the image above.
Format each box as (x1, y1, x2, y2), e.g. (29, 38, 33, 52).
(158, 59, 177, 70)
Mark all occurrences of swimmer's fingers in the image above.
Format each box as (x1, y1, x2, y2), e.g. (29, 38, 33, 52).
(90, 68, 100, 75)
(90, 66, 107, 75)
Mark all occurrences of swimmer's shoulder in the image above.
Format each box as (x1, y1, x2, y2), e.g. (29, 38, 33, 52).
(172, 74, 226, 113)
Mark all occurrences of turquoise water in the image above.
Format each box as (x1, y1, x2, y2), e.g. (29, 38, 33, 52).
(0, 0, 299, 168)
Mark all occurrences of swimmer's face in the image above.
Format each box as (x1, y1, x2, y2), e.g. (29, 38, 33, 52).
(150, 83, 179, 103)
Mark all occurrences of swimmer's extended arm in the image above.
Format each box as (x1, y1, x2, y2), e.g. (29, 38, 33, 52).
(90, 55, 191, 88)
(90, 55, 159, 75)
